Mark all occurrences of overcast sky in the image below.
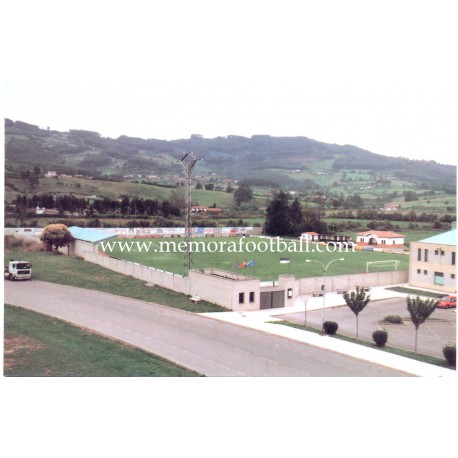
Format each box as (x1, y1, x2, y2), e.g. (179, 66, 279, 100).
(3, 0, 458, 167)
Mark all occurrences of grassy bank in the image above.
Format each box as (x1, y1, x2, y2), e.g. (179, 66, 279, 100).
(4, 305, 201, 377)
(4, 250, 225, 313)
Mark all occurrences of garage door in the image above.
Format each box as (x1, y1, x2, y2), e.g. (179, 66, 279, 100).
(260, 291, 285, 309)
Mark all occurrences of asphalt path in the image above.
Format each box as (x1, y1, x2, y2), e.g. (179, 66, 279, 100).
(281, 298, 456, 358)
(4, 280, 411, 376)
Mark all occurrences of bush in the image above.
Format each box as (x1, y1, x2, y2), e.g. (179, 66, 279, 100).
(323, 321, 338, 335)
(4, 234, 44, 252)
(443, 344, 456, 366)
(384, 315, 403, 324)
(372, 330, 388, 347)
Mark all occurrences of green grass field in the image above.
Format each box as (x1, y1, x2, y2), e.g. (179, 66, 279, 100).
(101, 237, 409, 281)
(4, 305, 200, 376)
(4, 250, 225, 313)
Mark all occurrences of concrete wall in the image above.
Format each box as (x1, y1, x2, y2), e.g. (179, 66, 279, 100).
(84, 251, 188, 294)
(82, 252, 409, 310)
(297, 270, 408, 295)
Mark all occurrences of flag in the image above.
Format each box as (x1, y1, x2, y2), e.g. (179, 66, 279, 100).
(280, 258, 290, 264)
(245, 260, 255, 267)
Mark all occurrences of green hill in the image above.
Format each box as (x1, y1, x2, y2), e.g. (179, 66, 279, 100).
(5, 119, 455, 195)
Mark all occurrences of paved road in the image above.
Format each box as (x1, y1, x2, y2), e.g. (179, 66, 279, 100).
(4, 280, 411, 376)
(281, 298, 456, 358)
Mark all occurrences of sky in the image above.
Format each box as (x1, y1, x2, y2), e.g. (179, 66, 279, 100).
(3, 0, 458, 166)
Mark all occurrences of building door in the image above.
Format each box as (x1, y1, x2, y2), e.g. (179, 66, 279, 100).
(260, 291, 285, 309)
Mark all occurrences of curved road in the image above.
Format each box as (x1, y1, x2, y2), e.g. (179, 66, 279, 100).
(4, 280, 410, 376)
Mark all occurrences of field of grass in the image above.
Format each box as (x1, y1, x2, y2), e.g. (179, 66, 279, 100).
(4, 305, 200, 376)
(101, 237, 409, 281)
(4, 250, 225, 313)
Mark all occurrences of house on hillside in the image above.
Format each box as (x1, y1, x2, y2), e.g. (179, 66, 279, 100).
(206, 207, 222, 214)
(191, 205, 207, 213)
(356, 230, 405, 247)
(409, 229, 456, 293)
(45, 171, 57, 178)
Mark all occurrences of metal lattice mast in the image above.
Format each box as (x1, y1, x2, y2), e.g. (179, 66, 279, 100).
(180, 152, 198, 276)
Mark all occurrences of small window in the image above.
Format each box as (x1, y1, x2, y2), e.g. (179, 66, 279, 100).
(452, 252, 456, 266)
(434, 249, 439, 255)
(417, 269, 421, 274)
(287, 288, 293, 298)
(417, 248, 422, 261)
(424, 249, 428, 262)
(424, 270, 428, 275)
(434, 272, 444, 285)
(249, 292, 255, 303)
(451, 274, 455, 279)
(239, 292, 244, 304)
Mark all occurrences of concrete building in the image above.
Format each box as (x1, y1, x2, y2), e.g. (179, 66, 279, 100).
(409, 229, 456, 294)
(300, 232, 320, 242)
(65, 226, 118, 257)
(356, 230, 405, 247)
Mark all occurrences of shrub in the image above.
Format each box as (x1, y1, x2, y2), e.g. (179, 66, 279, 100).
(4, 234, 44, 252)
(323, 321, 338, 335)
(384, 315, 403, 324)
(372, 330, 388, 347)
(443, 344, 456, 366)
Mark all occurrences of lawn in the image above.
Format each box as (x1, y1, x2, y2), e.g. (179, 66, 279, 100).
(101, 237, 409, 281)
(4, 250, 225, 313)
(4, 304, 201, 376)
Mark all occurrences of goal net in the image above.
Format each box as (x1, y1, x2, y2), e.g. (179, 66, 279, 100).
(366, 260, 400, 273)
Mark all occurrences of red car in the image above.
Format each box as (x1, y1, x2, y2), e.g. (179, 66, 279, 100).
(437, 296, 456, 309)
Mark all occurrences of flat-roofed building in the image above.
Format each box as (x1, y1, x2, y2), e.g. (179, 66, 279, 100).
(409, 229, 456, 293)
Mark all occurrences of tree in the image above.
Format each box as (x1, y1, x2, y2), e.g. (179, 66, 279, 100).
(407, 296, 438, 354)
(343, 286, 371, 339)
(204, 183, 214, 191)
(233, 185, 253, 207)
(195, 182, 203, 190)
(289, 198, 305, 236)
(40, 224, 74, 253)
(264, 190, 291, 236)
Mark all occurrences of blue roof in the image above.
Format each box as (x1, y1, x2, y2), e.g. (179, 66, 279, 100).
(419, 229, 456, 246)
(69, 226, 118, 243)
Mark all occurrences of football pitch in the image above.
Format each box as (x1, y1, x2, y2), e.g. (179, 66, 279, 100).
(100, 237, 409, 281)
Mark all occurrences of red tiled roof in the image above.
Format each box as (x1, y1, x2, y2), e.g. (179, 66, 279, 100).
(357, 231, 404, 238)
(302, 232, 319, 236)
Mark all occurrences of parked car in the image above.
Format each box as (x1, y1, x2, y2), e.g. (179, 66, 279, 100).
(437, 295, 456, 309)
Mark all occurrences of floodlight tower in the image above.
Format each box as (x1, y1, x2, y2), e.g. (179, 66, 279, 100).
(179, 152, 198, 276)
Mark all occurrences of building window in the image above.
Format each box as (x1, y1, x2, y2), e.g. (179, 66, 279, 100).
(417, 248, 422, 261)
(452, 252, 456, 266)
(434, 272, 444, 285)
(417, 269, 421, 274)
(424, 249, 428, 262)
(287, 288, 293, 298)
(249, 292, 255, 303)
(239, 292, 244, 304)
(424, 270, 428, 275)
(451, 274, 455, 279)
(434, 249, 439, 255)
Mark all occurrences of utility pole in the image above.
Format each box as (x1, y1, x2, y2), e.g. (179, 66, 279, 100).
(179, 152, 198, 276)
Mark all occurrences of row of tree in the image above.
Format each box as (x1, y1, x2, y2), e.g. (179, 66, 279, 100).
(329, 209, 455, 223)
(12, 194, 182, 218)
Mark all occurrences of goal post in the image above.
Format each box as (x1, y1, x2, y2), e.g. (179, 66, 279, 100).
(366, 260, 400, 273)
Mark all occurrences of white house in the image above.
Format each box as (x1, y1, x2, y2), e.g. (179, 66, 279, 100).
(356, 230, 405, 247)
(300, 232, 320, 242)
